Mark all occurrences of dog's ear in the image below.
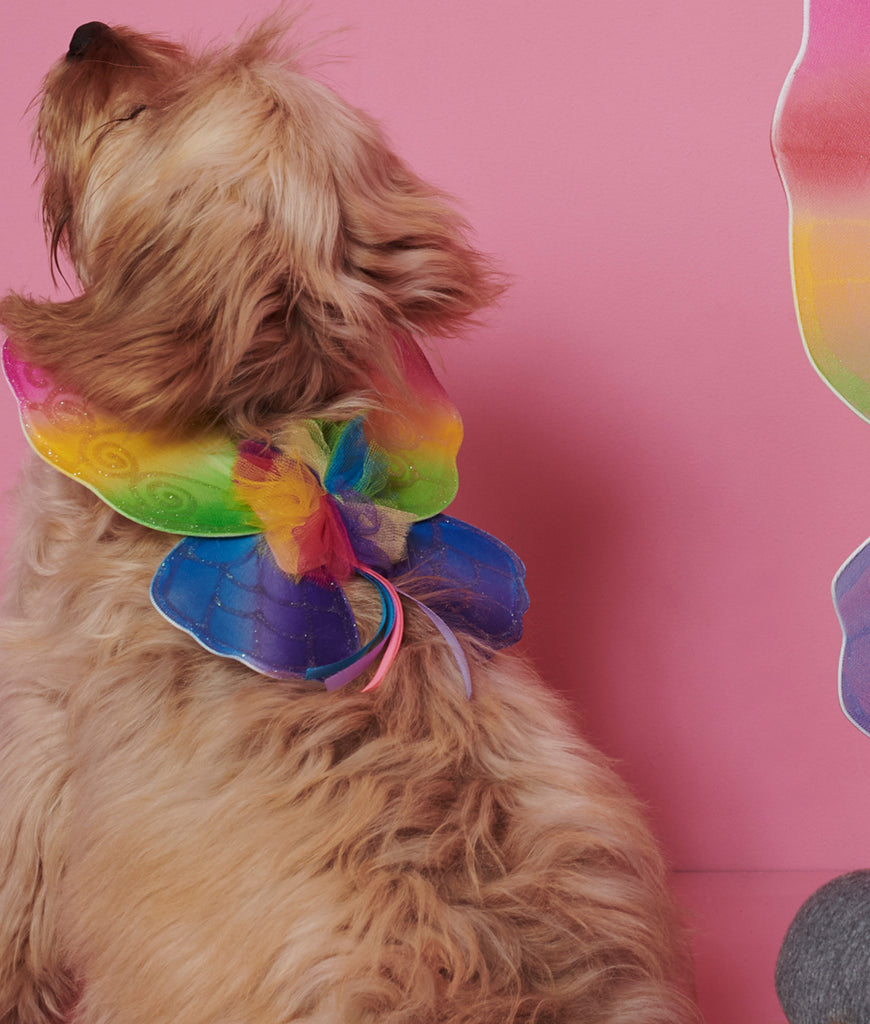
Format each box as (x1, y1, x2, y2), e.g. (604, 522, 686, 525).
(287, 78, 505, 349)
(0, 39, 502, 434)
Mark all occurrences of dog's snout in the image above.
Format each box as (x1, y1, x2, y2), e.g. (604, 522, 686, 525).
(67, 22, 111, 60)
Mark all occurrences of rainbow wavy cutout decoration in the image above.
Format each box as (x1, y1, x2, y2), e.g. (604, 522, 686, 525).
(773, 0, 870, 735)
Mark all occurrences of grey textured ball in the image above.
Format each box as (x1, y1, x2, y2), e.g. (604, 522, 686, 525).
(776, 871, 870, 1024)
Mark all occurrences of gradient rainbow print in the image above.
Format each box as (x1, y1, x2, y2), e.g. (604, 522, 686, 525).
(773, 0, 870, 422)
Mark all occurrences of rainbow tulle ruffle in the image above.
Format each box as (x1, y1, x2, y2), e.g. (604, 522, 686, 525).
(3, 339, 528, 691)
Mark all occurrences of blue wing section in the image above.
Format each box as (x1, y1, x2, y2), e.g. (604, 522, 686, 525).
(392, 514, 529, 649)
(150, 535, 360, 678)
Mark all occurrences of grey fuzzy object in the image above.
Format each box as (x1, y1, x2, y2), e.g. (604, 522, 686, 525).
(776, 871, 870, 1024)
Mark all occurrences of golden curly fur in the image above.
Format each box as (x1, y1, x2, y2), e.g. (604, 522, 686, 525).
(0, 18, 699, 1024)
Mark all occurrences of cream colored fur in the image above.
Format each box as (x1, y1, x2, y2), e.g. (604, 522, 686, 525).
(0, 18, 699, 1024)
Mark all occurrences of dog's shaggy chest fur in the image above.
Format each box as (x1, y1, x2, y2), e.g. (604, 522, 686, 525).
(0, 20, 698, 1024)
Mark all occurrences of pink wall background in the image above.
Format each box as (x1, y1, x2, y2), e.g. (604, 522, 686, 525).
(0, 0, 856, 886)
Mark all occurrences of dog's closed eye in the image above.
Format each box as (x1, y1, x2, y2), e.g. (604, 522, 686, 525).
(90, 105, 147, 148)
(119, 105, 147, 122)
(107, 105, 147, 128)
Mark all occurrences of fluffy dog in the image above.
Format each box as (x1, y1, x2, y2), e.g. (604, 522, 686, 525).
(0, 19, 698, 1024)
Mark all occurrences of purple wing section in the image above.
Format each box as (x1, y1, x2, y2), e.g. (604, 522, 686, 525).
(150, 535, 360, 678)
(834, 538, 870, 736)
(393, 514, 528, 649)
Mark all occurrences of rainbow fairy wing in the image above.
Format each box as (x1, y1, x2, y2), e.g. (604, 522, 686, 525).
(3, 341, 256, 535)
(772, 0, 870, 421)
(390, 514, 529, 649)
(150, 535, 361, 679)
(773, 1, 870, 735)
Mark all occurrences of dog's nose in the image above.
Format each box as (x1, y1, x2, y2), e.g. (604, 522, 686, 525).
(67, 22, 111, 60)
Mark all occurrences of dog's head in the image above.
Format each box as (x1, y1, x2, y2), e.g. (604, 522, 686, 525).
(2, 19, 500, 434)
